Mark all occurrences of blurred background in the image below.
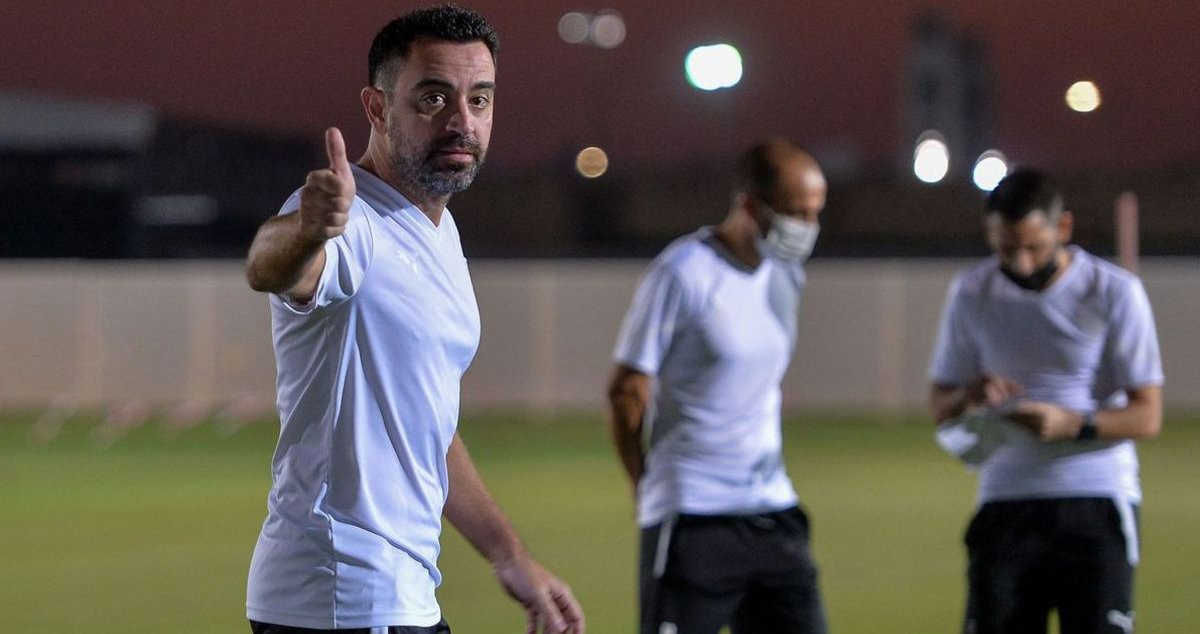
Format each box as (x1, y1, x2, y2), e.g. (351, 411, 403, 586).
(3, 0, 1200, 260)
(2, 2, 1198, 632)
(1, 0, 1197, 414)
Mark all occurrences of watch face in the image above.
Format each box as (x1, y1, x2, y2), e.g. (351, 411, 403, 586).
(1078, 414, 1098, 441)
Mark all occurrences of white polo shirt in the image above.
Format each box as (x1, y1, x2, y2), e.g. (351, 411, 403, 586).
(247, 166, 480, 629)
(614, 228, 805, 527)
(929, 246, 1163, 504)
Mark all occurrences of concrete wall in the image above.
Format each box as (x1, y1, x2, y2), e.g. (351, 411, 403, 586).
(1, 258, 1196, 415)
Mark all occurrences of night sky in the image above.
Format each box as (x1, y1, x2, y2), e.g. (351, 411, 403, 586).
(3, 1, 1197, 174)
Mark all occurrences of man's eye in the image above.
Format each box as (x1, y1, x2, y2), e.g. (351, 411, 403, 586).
(470, 95, 492, 108)
(422, 94, 446, 107)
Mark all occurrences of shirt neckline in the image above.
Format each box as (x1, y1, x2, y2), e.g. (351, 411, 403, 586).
(996, 244, 1086, 299)
(699, 226, 769, 276)
(351, 165, 444, 236)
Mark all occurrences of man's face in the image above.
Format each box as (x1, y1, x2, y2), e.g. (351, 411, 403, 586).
(379, 38, 495, 197)
(985, 210, 1068, 277)
(755, 156, 827, 234)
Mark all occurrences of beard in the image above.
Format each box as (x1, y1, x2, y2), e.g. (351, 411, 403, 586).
(1000, 247, 1062, 291)
(388, 127, 486, 197)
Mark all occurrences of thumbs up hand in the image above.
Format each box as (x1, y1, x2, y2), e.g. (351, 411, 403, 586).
(299, 127, 356, 243)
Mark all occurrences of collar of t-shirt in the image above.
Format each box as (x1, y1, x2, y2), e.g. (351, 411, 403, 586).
(350, 164, 445, 233)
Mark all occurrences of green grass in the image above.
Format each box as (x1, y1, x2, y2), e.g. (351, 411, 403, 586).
(2, 410, 1197, 633)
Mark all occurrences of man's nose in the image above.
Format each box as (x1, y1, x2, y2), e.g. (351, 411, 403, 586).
(444, 98, 474, 137)
(1011, 251, 1036, 275)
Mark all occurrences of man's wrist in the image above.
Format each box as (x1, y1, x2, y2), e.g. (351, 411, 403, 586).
(1076, 411, 1098, 441)
(485, 536, 528, 568)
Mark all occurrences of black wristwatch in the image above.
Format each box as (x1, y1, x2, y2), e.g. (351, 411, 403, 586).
(1077, 412, 1098, 441)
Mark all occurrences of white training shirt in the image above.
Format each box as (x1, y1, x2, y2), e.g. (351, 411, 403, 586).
(614, 228, 805, 527)
(929, 246, 1163, 504)
(246, 166, 480, 629)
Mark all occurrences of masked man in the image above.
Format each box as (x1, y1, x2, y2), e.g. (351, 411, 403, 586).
(607, 139, 829, 634)
(929, 168, 1163, 633)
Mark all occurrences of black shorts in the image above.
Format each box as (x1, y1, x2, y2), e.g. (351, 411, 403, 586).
(639, 506, 827, 634)
(249, 619, 450, 634)
(963, 497, 1139, 634)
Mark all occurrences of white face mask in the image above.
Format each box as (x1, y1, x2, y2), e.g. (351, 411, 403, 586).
(756, 205, 820, 262)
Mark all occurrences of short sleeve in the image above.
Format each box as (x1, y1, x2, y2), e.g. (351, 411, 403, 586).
(273, 193, 374, 315)
(928, 274, 980, 385)
(612, 263, 695, 376)
(1105, 277, 1164, 390)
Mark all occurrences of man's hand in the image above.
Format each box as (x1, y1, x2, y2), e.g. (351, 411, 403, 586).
(1007, 401, 1085, 441)
(244, 127, 354, 296)
(493, 552, 585, 634)
(966, 373, 1024, 409)
(299, 127, 355, 243)
(931, 373, 1025, 423)
(443, 435, 586, 634)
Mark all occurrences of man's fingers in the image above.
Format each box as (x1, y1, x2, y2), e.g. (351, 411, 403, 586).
(525, 608, 537, 634)
(984, 383, 1009, 407)
(533, 591, 568, 634)
(306, 169, 354, 196)
(325, 127, 352, 181)
(299, 171, 351, 241)
(981, 376, 1023, 407)
(553, 586, 585, 633)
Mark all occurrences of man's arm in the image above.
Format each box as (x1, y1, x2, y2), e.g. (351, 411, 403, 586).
(1007, 385, 1163, 441)
(1009, 274, 1167, 442)
(606, 365, 651, 492)
(245, 127, 354, 300)
(443, 434, 585, 634)
(930, 374, 1025, 423)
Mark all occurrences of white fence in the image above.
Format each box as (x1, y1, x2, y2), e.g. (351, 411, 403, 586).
(1, 258, 1197, 416)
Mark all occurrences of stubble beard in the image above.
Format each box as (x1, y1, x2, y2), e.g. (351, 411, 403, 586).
(388, 127, 486, 198)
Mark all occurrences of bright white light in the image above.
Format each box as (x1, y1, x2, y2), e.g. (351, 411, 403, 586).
(575, 146, 609, 178)
(558, 12, 590, 44)
(1065, 80, 1101, 112)
(684, 44, 743, 91)
(972, 150, 1008, 191)
(913, 131, 949, 184)
(589, 12, 626, 49)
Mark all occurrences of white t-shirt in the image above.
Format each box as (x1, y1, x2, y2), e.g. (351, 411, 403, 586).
(929, 246, 1163, 504)
(247, 166, 480, 629)
(613, 228, 805, 527)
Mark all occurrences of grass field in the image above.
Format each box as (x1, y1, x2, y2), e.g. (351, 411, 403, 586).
(2, 410, 1198, 633)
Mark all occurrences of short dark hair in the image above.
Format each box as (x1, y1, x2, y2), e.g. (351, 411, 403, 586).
(368, 4, 499, 88)
(986, 168, 1064, 222)
(734, 138, 805, 207)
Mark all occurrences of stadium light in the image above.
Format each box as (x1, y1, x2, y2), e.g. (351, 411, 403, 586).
(590, 11, 626, 49)
(913, 130, 949, 184)
(684, 44, 743, 91)
(557, 12, 590, 44)
(972, 150, 1008, 191)
(559, 10, 626, 48)
(1066, 80, 1101, 113)
(575, 146, 609, 178)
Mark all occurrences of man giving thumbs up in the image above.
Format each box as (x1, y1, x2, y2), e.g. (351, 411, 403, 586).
(244, 6, 584, 634)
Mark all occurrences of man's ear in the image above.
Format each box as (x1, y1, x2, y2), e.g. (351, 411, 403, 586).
(361, 87, 388, 134)
(983, 213, 1002, 251)
(737, 193, 770, 231)
(1058, 210, 1075, 243)
(732, 192, 751, 216)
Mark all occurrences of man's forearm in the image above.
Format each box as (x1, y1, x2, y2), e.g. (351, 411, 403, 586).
(610, 419, 644, 486)
(1094, 386, 1163, 440)
(606, 367, 649, 487)
(443, 436, 587, 632)
(443, 434, 524, 564)
(245, 213, 325, 296)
